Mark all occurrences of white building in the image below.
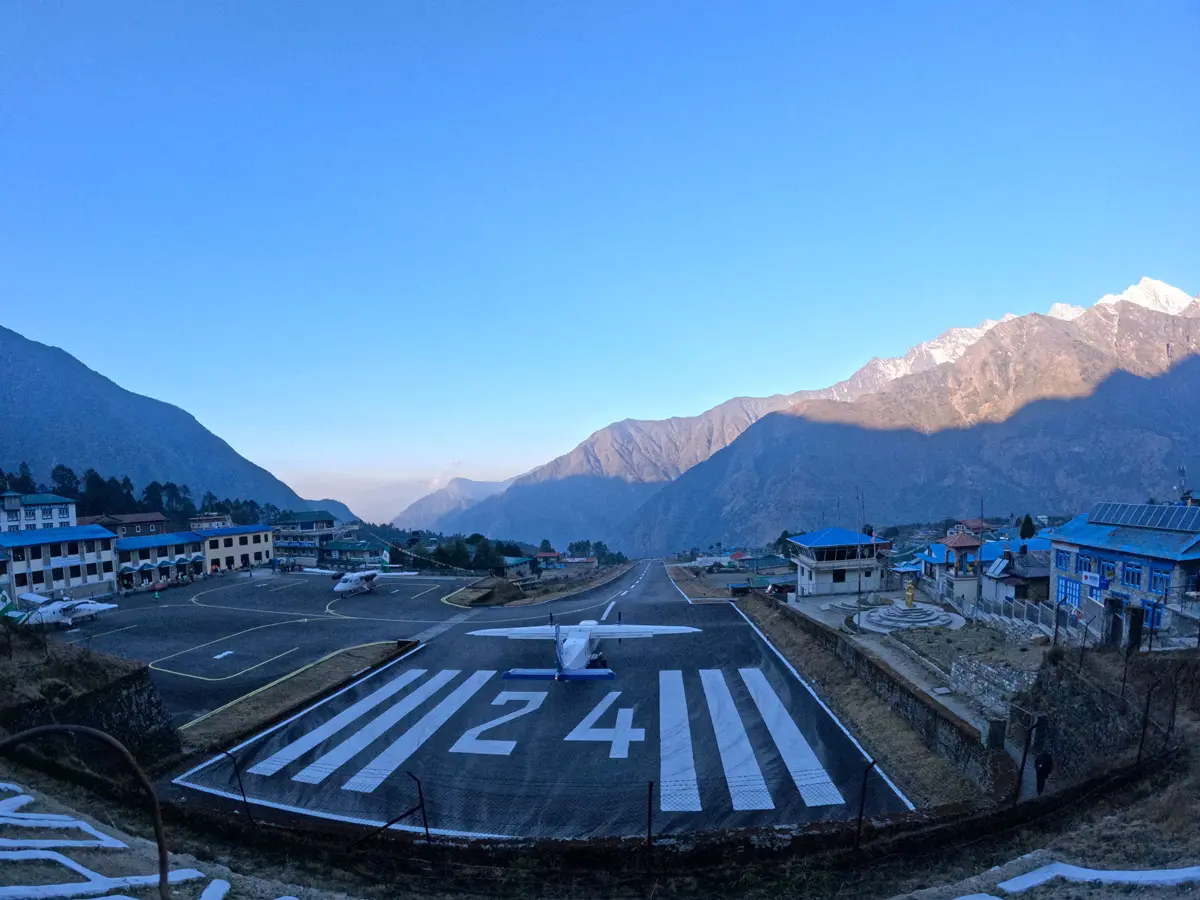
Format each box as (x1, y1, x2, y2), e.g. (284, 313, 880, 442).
(1, 491, 77, 533)
(273, 509, 356, 567)
(787, 527, 892, 596)
(0, 524, 117, 601)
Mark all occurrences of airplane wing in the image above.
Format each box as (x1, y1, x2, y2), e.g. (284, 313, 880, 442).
(468, 623, 700, 640)
(65, 601, 118, 614)
(467, 625, 559, 640)
(575, 624, 701, 638)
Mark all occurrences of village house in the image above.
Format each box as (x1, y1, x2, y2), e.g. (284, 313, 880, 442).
(78, 511, 169, 537)
(1050, 502, 1200, 648)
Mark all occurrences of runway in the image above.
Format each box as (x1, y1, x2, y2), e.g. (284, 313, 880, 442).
(172, 562, 911, 838)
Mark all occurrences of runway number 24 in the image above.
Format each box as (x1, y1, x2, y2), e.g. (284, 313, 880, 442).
(565, 691, 644, 759)
(448, 690, 643, 759)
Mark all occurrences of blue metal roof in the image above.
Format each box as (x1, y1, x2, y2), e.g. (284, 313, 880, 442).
(197, 524, 273, 537)
(0, 524, 116, 548)
(913, 543, 949, 565)
(787, 527, 887, 549)
(1051, 513, 1200, 562)
(116, 530, 204, 551)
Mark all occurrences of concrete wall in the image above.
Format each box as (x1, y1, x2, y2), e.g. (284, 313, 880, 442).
(761, 594, 1016, 796)
(0, 665, 180, 766)
(950, 657, 1038, 718)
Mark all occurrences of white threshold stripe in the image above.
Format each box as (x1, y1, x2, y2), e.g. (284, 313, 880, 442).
(601, 601, 616, 621)
(247, 668, 427, 776)
(698, 670, 773, 811)
(390, 589, 401, 594)
(739, 668, 844, 807)
(343, 670, 496, 793)
(728, 604, 914, 811)
(170, 643, 427, 784)
(658, 671, 701, 811)
(292, 669, 460, 784)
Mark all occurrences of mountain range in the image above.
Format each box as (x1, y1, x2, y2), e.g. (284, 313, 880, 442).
(0, 326, 356, 522)
(403, 278, 1198, 552)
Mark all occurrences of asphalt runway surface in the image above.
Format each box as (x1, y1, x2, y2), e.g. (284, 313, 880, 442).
(172, 562, 913, 839)
(54, 570, 479, 726)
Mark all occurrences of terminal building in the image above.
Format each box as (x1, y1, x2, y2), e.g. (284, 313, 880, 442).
(273, 509, 357, 568)
(115, 532, 208, 588)
(0, 524, 117, 601)
(1, 491, 77, 533)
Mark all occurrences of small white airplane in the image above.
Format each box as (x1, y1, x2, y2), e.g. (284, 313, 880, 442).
(468, 617, 700, 681)
(1, 592, 117, 628)
(333, 570, 383, 595)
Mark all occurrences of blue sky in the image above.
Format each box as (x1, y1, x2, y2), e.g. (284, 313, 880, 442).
(2, 2, 1197, 506)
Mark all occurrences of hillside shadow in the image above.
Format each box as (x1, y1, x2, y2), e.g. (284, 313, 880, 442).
(619, 357, 1200, 553)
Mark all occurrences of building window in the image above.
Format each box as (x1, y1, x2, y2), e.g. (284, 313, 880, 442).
(224, 538, 233, 548)
(139, 548, 150, 560)
(57, 506, 68, 518)
(1144, 601, 1164, 630)
(51, 568, 63, 583)
(1150, 570, 1170, 594)
(100, 539, 110, 551)
(149, 525, 156, 532)
(40, 508, 51, 519)
(225, 556, 234, 569)
(1076, 555, 1093, 574)
(67, 542, 78, 556)
(5, 510, 16, 521)
(209, 539, 219, 550)
(253, 551, 262, 561)
(102, 560, 113, 573)
(86, 562, 97, 576)
(1089, 585, 1100, 602)
(11, 548, 25, 562)
(1123, 563, 1143, 589)
(118, 551, 131, 563)
(69, 565, 81, 579)
(864, 569, 873, 578)
(1054, 549, 1071, 570)
(135, 526, 141, 533)
(253, 534, 261, 543)
(85, 540, 95, 553)
(49, 545, 61, 558)
(42, 523, 54, 529)
(24, 510, 34, 520)
(24, 524, 35, 531)
(14, 572, 27, 587)
(239, 536, 248, 546)
(31, 571, 43, 585)
(832, 569, 847, 583)
(1101, 560, 1117, 582)
(264, 550, 270, 560)
(30, 546, 41, 560)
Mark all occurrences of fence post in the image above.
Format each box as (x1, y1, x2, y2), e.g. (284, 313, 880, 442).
(1012, 718, 1034, 808)
(221, 749, 255, 826)
(646, 780, 654, 852)
(1138, 678, 1162, 765)
(855, 759, 876, 849)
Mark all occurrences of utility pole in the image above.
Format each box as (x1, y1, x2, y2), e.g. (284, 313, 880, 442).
(856, 488, 864, 620)
(977, 495, 984, 615)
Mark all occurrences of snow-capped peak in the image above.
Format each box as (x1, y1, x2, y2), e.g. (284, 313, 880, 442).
(1047, 302, 1086, 321)
(1096, 277, 1195, 316)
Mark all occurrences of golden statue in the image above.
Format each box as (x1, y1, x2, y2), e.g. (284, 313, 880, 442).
(905, 581, 915, 609)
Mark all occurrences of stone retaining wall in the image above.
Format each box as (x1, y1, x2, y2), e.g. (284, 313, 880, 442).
(757, 594, 1017, 797)
(0, 665, 179, 767)
(950, 657, 1038, 718)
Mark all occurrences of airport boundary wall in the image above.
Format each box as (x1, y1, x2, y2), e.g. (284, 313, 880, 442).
(755, 593, 1018, 797)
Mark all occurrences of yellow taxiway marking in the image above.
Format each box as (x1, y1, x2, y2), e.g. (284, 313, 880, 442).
(177, 640, 406, 731)
(153, 646, 300, 682)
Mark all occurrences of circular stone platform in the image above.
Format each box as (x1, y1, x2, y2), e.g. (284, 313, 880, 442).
(853, 601, 965, 634)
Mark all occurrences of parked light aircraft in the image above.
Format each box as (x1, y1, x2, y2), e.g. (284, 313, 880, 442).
(333, 570, 383, 595)
(467, 618, 700, 680)
(1, 592, 117, 628)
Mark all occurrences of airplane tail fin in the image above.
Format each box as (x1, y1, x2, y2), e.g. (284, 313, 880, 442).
(502, 668, 615, 681)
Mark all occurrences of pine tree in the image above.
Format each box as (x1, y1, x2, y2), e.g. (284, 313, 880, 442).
(1020, 514, 1036, 539)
